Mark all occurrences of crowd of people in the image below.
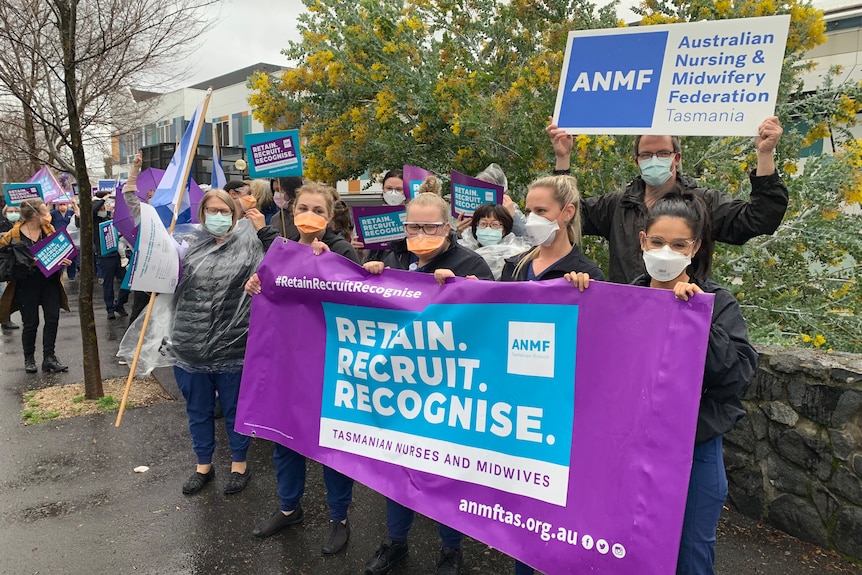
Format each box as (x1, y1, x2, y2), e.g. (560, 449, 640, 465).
(0, 115, 786, 575)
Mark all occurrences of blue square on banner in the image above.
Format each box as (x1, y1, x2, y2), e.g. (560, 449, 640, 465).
(558, 31, 668, 128)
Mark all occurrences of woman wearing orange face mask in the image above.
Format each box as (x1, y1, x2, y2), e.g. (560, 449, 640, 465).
(245, 182, 361, 555)
(361, 193, 492, 575)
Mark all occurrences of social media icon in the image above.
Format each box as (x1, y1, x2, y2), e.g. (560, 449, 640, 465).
(596, 539, 609, 554)
(581, 534, 594, 550)
(612, 543, 626, 559)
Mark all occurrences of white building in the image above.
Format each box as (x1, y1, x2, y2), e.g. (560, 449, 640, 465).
(111, 62, 284, 182)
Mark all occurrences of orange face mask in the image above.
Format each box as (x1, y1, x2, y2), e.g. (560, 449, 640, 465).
(407, 235, 446, 257)
(239, 195, 257, 212)
(295, 211, 328, 235)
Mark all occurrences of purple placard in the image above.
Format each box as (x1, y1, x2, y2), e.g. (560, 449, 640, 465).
(353, 205, 407, 250)
(402, 165, 434, 200)
(236, 241, 713, 575)
(30, 229, 79, 278)
(450, 170, 504, 218)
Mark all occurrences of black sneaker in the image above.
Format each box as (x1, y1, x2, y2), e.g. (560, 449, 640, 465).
(223, 469, 251, 495)
(42, 356, 69, 373)
(115, 306, 128, 317)
(107, 311, 116, 320)
(322, 519, 350, 555)
(24, 356, 37, 373)
(182, 467, 215, 495)
(436, 547, 462, 575)
(365, 539, 408, 575)
(252, 506, 304, 538)
(2, 321, 19, 329)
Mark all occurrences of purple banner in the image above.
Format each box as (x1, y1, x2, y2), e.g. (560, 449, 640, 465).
(30, 229, 78, 278)
(236, 242, 714, 574)
(26, 166, 69, 204)
(450, 170, 504, 218)
(352, 205, 407, 250)
(403, 165, 434, 200)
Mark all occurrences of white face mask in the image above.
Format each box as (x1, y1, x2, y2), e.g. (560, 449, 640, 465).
(524, 212, 560, 247)
(273, 192, 286, 209)
(642, 245, 691, 282)
(383, 191, 405, 206)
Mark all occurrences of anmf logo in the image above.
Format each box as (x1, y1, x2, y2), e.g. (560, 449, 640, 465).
(507, 322, 555, 378)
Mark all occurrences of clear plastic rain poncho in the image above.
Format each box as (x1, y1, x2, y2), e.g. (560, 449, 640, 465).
(118, 219, 265, 375)
(458, 228, 530, 280)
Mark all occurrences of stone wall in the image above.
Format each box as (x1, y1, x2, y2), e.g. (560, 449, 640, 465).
(724, 345, 862, 561)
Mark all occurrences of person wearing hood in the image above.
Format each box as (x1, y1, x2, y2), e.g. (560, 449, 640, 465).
(123, 153, 278, 497)
(269, 176, 304, 240)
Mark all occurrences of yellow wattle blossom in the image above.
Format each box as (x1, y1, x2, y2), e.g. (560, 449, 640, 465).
(800, 333, 812, 343)
(813, 334, 827, 348)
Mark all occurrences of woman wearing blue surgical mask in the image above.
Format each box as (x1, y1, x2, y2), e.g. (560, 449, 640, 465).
(1, 204, 21, 234)
(562, 188, 757, 575)
(121, 152, 279, 498)
(500, 175, 603, 283)
(458, 203, 529, 280)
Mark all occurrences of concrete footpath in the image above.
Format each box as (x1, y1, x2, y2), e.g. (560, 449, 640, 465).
(0, 284, 860, 575)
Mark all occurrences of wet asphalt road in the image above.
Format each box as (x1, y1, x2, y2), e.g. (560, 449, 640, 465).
(0, 282, 860, 575)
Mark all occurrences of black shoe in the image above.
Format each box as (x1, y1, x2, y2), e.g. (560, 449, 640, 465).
(2, 321, 19, 329)
(115, 306, 128, 317)
(42, 356, 69, 373)
(223, 469, 251, 495)
(365, 539, 408, 575)
(322, 519, 350, 555)
(182, 467, 215, 495)
(24, 356, 37, 373)
(252, 506, 304, 538)
(107, 311, 116, 320)
(436, 547, 463, 575)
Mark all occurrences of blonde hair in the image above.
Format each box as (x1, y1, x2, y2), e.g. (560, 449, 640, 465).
(198, 189, 240, 226)
(248, 179, 274, 210)
(407, 192, 450, 222)
(417, 175, 442, 196)
(294, 182, 336, 217)
(513, 175, 582, 278)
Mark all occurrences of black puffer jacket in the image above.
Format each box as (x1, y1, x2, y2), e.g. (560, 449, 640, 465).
(582, 172, 789, 283)
(632, 274, 758, 445)
(171, 220, 276, 372)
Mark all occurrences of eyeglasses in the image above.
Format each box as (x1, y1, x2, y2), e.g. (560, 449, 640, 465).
(384, 187, 404, 193)
(643, 235, 696, 253)
(636, 150, 675, 161)
(477, 221, 503, 229)
(404, 222, 445, 235)
(204, 207, 233, 216)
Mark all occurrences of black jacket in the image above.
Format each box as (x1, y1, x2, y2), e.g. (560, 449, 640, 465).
(270, 207, 299, 241)
(0, 216, 12, 235)
(582, 172, 789, 283)
(633, 274, 757, 445)
(383, 235, 494, 280)
(320, 228, 360, 264)
(500, 244, 605, 282)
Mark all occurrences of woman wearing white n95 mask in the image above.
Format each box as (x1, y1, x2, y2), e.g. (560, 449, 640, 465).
(500, 175, 603, 282)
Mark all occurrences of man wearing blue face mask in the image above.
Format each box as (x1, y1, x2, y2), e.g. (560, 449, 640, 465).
(546, 116, 788, 283)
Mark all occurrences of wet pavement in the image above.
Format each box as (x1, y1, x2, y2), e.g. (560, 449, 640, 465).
(0, 281, 860, 575)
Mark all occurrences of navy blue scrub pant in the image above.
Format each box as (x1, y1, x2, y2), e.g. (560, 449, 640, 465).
(174, 367, 249, 465)
(273, 443, 354, 521)
(386, 498, 463, 548)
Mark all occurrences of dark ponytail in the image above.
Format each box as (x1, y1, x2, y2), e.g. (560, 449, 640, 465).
(644, 186, 713, 281)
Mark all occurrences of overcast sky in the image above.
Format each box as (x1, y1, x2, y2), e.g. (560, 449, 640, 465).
(181, 0, 845, 88)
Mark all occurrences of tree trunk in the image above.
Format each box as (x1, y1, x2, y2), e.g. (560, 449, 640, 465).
(21, 102, 40, 174)
(55, 0, 103, 399)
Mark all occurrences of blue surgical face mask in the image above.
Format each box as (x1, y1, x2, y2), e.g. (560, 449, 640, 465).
(6, 212, 20, 222)
(476, 227, 503, 246)
(97, 210, 108, 218)
(205, 213, 233, 236)
(638, 156, 675, 187)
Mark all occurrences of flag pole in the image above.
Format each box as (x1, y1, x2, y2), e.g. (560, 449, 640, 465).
(116, 88, 213, 427)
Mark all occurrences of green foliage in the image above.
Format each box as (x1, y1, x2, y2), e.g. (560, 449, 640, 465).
(20, 408, 60, 425)
(251, 0, 862, 352)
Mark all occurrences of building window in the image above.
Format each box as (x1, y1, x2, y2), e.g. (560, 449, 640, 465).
(158, 123, 172, 144)
(215, 121, 230, 147)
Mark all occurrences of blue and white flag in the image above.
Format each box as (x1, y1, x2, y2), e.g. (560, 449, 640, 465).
(150, 90, 211, 227)
(212, 129, 227, 190)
